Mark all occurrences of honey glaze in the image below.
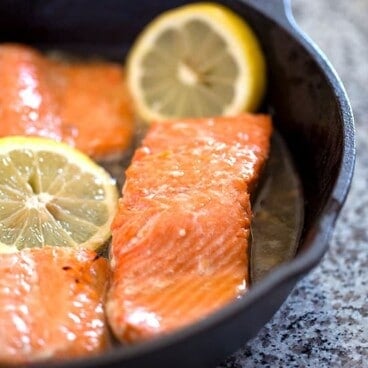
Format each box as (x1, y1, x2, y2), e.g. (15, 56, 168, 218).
(251, 132, 303, 283)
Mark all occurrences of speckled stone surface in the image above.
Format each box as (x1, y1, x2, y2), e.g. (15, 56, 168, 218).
(218, 1, 368, 367)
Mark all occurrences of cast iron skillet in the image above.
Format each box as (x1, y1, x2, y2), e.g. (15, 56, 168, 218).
(0, 0, 355, 367)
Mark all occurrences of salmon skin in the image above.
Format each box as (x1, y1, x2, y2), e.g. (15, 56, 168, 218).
(0, 44, 134, 159)
(107, 114, 272, 342)
(0, 247, 110, 365)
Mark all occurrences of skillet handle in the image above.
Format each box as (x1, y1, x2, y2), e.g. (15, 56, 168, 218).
(242, 0, 295, 29)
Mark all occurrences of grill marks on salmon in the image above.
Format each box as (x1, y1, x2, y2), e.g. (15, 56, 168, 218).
(107, 114, 272, 342)
(0, 247, 110, 365)
(0, 44, 134, 158)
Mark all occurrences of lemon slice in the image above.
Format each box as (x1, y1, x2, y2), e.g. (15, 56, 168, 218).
(127, 2, 266, 123)
(0, 136, 118, 253)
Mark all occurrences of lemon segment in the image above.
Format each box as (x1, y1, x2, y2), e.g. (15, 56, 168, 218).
(127, 2, 266, 123)
(0, 136, 118, 253)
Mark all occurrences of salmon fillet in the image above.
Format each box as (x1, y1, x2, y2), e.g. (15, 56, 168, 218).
(106, 114, 272, 342)
(0, 247, 110, 365)
(0, 44, 62, 141)
(57, 62, 134, 158)
(0, 44, 134, 158)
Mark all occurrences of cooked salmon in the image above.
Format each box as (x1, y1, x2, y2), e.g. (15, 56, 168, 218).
(106, 114, 272, 342)
(0, 44, 63, 141)
(0, 247, 110, 365)
(57, 61, 134, 158)
(0, 44, 134, 158)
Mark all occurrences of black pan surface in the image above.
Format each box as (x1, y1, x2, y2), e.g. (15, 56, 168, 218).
(0, 0, 355, 367)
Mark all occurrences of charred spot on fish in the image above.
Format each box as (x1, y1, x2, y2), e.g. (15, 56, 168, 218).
(75, 278, 80, 283)
(62, 266, 72, 271)
(93, 254, 101, 261)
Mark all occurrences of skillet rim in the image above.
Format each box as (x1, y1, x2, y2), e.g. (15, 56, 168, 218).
(27, 0, 356, 367)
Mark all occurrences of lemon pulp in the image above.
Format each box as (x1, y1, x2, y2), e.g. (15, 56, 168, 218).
(0, 136, 118, 253)
(127, 2, 266, 123)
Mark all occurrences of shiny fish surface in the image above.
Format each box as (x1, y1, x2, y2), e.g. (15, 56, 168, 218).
(107, 114, 272, 342)
(0, 44, 134, 158)
(0, 247, 110, 364)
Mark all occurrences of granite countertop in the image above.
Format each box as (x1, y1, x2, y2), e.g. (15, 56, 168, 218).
(218, 0, 368, 367)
